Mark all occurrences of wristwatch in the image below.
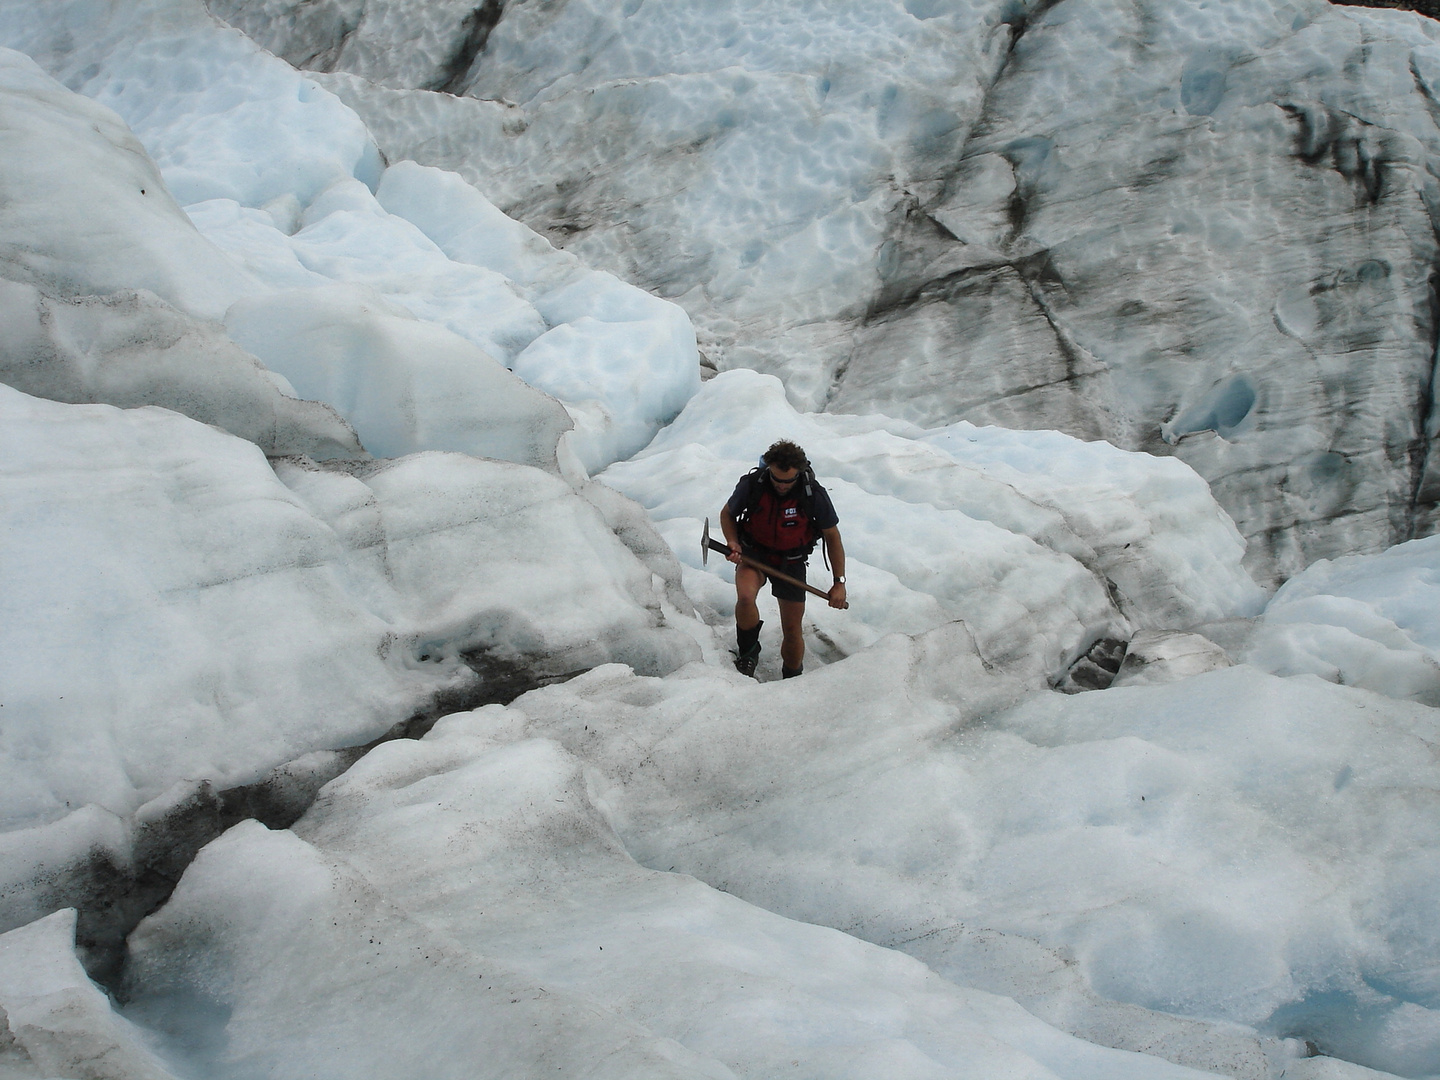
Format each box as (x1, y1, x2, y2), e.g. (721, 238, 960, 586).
(833, 576, 845, 584)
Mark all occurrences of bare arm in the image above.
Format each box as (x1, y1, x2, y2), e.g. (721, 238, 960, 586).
(820, 526, 846, 608)
(720, 504, 743, 563)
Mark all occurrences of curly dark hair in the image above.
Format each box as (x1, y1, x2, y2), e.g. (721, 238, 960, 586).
(763, 439, 809, 473)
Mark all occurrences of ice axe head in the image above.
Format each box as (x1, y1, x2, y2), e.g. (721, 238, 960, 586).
(702, 517, 736, 568)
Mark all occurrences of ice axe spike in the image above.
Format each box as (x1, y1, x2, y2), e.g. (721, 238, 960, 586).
(701, 517, 848, 609)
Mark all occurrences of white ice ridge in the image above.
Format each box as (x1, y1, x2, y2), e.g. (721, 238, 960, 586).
(122, 717, 1223, 1080)
(480, 638, 1440, 1080)
(0, 383, 698, 930)
(1246, 533, 1440, 706)
(0, 275, 365, 461)
(0, 1, 701, 473)
(600, 369, 1265, 682)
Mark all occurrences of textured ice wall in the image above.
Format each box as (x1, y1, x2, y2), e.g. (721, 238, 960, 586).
(235, 0, 1440, 581)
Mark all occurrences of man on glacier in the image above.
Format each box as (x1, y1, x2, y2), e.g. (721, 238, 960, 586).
(720, 440, 846, 679)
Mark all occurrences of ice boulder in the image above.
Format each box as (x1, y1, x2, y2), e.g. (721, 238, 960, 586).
(1246, 533, 1440, 706)
(202, 162, 702, 473)
(191, 160, 702, 474)
(225, 283, 573, 469)
(0, 910, 181, 1080)
(375, 162, 702, 472)
(1109, 629, 1234, 688)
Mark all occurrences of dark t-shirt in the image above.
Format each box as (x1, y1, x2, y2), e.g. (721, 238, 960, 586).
(726, 472, 839, 539)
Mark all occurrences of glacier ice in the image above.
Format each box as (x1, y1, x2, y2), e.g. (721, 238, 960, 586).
(493, 637, 1440, 1078)
(269, 0, 1440, 581)
(0, 47, 255, 321)
(0, 0, 701, 474)
(120, 717, 1226, 1080)
(0, 0, 1438, 1077)
(0, 278, 363, 460)
(224, 282, 573, 468)
(0, 383, 697, 950)
(602, 368, 1265, 682)
(1247, 533, 1440, 705)
(0, 910, 182, 1080)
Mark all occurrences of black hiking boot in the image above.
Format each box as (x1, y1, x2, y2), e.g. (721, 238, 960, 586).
(734, 620, 762, 678)
(735, 641, 761, 678)
(782, 665, 803, 679)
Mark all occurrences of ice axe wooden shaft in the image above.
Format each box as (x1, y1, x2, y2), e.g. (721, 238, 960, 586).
(702, 517, 848, 608)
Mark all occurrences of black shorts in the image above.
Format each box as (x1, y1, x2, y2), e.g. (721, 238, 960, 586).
(743, 545, 808, 603)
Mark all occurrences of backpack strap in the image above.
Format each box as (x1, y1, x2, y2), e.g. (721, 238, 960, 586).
(736, 467, 767, 526)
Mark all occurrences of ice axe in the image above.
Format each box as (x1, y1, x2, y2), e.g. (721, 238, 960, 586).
(702, 518, 848, 608)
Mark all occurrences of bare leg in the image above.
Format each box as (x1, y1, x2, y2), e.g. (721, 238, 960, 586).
(734, 564, 765, 630)
(778, 598, 806, 671)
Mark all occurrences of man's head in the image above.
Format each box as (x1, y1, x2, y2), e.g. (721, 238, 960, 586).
(762, 440, 809, 490)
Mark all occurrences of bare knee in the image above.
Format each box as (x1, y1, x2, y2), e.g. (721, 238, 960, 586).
(735, 566, 764, 604)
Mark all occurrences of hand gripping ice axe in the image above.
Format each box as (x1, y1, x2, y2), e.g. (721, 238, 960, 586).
(702, 518, 848, 608)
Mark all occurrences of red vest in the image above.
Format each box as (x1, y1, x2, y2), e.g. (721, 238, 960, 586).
(743, 488, 815, 553)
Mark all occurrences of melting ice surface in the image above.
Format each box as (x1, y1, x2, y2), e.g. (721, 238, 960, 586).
(0, 1, 1438, 1079)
